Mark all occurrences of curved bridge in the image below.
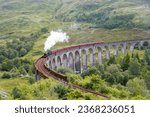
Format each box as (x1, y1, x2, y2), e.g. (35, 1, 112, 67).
(34, 39, 150, 98)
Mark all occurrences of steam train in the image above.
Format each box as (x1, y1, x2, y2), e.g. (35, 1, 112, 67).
(43, 51, 52, 58)
(43, 42, 104, 58)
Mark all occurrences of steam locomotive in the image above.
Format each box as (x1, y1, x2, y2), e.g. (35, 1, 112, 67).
(43, 51, 52, 58)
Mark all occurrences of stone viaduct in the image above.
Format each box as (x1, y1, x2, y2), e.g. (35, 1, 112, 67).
(45, 39, 150, 73)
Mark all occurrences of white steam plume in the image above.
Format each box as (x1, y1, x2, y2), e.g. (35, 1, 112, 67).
(44, 30, 69, 51)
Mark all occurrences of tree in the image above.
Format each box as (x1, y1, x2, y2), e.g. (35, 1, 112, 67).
(57, 67, 73, 75)
(145, 49, 150, 65)
(7, 49, 18, 59)
(13, 58, 21, 68)
(10, 67, 20, 77)
(41, 27, 48, 33)
(104, 64, 129, 85)
(107, 55, 117, 65)
(145, 72, 150, 90)
(1, 59, 14, 71)
(1, 72, 12, 79)
(0, 55, 5, 63)
(19, 48, 27, 57)
(11, 85, 32, 100)
(54, 84, 69, 98)
(81, 66, 100, 77)
(106, 64, 121, 74)
(19, 66, 27, 75)
(127, 78, 149, 97)
(128, 59, 141, 76)
(121, 53, 130, 71)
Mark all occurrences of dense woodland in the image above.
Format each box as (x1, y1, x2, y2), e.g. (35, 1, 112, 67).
(0, 0, 150, 99)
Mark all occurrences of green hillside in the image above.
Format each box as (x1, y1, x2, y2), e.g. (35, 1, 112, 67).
(0, 0, 150, 100)
(55, 0, 150, 29)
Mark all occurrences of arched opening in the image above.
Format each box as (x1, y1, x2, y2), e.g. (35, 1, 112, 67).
(49, 60, 52, 69)
(97, 47, 103, 64)
(142, 41, 149, 49)
(134, 42, 140, 50)
(112, 45, 119, 56)
(68, 52, 74, 71)
(52, 58, 56, 70)
(118, 43, 127, 54)
(105, 46, 110, 59)
(57, 56, 61, 68)
(81, 49, 87, 70)
(126, 42, 131, 52)
(88, 48, 95, 65)
(62, 54, 68, 67)
(75, 51, 81, 73)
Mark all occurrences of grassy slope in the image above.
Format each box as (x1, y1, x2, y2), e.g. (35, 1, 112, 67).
(0, 0, 149, 60)
(55, 0, 150, 25)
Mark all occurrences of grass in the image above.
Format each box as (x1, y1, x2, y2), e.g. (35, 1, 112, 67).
(53, 28, 150, 49)
(0, 78, 28, 93)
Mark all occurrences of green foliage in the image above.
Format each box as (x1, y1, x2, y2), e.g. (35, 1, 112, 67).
(1, 59, 14, 71)
(81, 66, 100, 77)
(19, 48, 27, 57)
(10, 67, 20, 77)
(127, 78, 149, 97)
(54, 84, 70, 98)
(57, 67, 74, 75)
(10, 79, 102, 100)
(28, 77, 36, 84)
(11, 85, 32, 100)
(65, 90, 84, 100)
(67, 73, 82, 84)
(102, 14, 135, 29)
(121, 53, 130, 71)
(11, 79, 58, 100)
(106, 64, 122, 74)
(80, 75, 106, 92)
(41, 28, 48, 33)
(55, 0, 150, 29)
(145, 49, 150, 66)
(145, 72, 150, 90)
(103, 64, 129, 85)
(0, 58, 33, 77)
(1, 72, 12, 79)
(107, 56, 117, 65)
(128, 59, 141, 76)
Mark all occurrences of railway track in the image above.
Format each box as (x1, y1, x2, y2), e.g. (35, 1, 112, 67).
(34, 57, 109, 99)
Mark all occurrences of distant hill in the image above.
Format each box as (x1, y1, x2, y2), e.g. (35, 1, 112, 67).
(55, 0, 150, 29)
(0, 0, 150, 53)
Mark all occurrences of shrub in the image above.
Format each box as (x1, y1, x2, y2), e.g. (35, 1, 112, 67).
(57, 67, 73, 75)
(127, 78, 149, 97)
(67, 73, 82, 84)
(19, 48, 27, 57)
(11, 85, 32, 100)
(28, 77, 36, 84)
(81, 66, 100, 77)
(145, 49, 150, 65)
(54, 84, 69, 98)
(128, 59, 141, 76)
(1, 72, 12, 79)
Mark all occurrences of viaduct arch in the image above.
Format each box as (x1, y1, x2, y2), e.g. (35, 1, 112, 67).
(45, 39, 150, 73)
